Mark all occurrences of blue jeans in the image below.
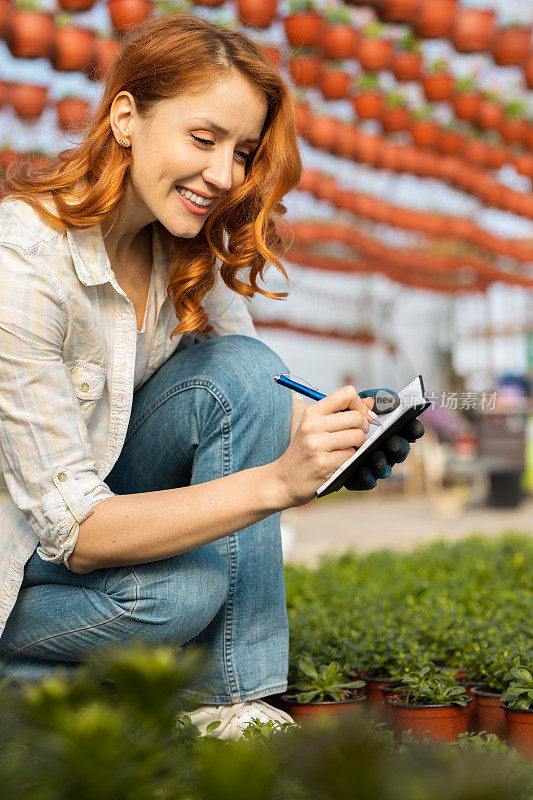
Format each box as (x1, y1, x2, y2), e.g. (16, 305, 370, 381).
(0, 335, 293, 703)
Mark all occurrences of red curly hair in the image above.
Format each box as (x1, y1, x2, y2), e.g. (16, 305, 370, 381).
(0, 13, 302, 337)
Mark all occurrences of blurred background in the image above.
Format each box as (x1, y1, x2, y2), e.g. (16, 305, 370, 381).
(0, 0, 532, 560)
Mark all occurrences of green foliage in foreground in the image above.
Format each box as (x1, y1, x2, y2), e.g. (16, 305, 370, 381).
(0, 642, 533, 800)
(284, 534, 533, 687)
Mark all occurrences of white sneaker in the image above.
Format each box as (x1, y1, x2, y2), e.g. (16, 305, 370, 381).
(182, 698, 296, 740)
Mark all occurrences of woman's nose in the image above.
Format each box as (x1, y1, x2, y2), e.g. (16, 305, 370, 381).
(202, 149, 234, 193)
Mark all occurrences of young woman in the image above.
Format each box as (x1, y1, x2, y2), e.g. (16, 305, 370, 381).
(0, 14, 423, 738)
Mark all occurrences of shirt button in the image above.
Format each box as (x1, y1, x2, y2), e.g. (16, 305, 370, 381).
(57, 472, 67, 482)
(80, 382, 90, 392)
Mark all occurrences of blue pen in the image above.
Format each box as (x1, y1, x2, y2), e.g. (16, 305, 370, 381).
(273, 373, 383, 427)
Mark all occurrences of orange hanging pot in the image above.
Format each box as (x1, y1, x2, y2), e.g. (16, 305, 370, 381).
(486, 141, 507, 169)
(452, 91, 482, 123)
(463, 138, 490, 168)
(421, 67, 455, 102)
(351, 90, 383, 120)
(289, 51, 321, 87)
(380, 101, 409, 133)
(237, 0, 278, 29)
(314, 172, 337, 202)
(85, 33, 121, 82)
(106, 0, 153, 34)
(283, 11, 323, 48)
(513, 151, 533, 180)
(297, 167, 320, 193)
(491, 24, 532, 67)
(0, 79, 11, 109)
(410, 119, 439, 148)
(5, 7, 54, 59)
(391, 50, 422, 82)
(308, 115, 341, 150)
(357, 29, 392, 70)
(10, 82, 48, 120)
(259, 43, 281, 66)
(499, 117, 527, 145)
(56, 95, 92, 133)
(379, 0, 418, 24)
(58, 0, 96, 9)
(322, 23, 359, 59)
(51, 20, 95, 72)
(452, 8, 495, 54)
(415, 0, 457, 39)
(293, 101, 312, 138)
(354, 131, 381, 165)
(437, 128, 464, 155)
(525, 52, 533, 90)
(0, 0, 10, 37)
(318, 65, 351, 100)
(331, 121, 359, 158)
(477, 98, 504, 131)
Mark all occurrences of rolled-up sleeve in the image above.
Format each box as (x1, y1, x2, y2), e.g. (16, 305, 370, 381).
(0, 242, 115, 567)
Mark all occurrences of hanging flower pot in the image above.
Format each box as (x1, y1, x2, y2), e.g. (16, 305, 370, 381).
(451, 76, 482, 122)
(499, 99, 528, 145)
(289, 48, 321, 87)
(491, 23, 532, 67)
(351, 72, 383, 120)
(379, 0, 418, 24)
(58, 0, 96, 9)
(525, 52, 533, 90)
(51, 14, 95, 72)
(471, 685, 506, 739)
(464, 137, 490, 168)
(321, 5, 358, 59)
(331, 121, 359, 158)
(297, 167, 320, 193)
(10, 82, 48, 120)
(5, 3, 54, 59)
(452, 8, 495, 54)
(0, 0, 11, 36)
(355, 130, 381, 164)
(486, 136, 507, 169)
(237, 0, 278, 29)
(293, 95, 312, 137)
(391, 30, 422, 82)
(313, 172, 338, 202)
(283, 1, 323, 48)
(85, 32, 121, 82)
(56, 94, 92, 133)
(513, 151, 533, 180)
(308, 114, 341, 150)
(421, 59, 455, 102)
(410, 110, 439, 148)
(0, 79, 11, 110)
(357, 21, 392, 71)
(259, 42, 281, 66)
(477, 94, 504, 131)
(107, 0, 153, 35)
(380, 91, 409, 133)
(318, 62, 351, 100)
(415, 0, 457, 39)
(437, 125, 464, 155)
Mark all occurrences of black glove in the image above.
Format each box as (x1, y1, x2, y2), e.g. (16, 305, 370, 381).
(344, 418, 426, 491)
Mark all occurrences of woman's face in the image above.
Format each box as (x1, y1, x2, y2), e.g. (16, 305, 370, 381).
(112, 71, 268, 238)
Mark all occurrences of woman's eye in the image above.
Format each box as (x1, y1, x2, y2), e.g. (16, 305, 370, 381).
(190, 133, 251, 162)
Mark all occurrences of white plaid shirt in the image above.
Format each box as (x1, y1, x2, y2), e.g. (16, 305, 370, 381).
(0, 196, 259, 635)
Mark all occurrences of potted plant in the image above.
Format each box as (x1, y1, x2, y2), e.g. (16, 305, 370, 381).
(283, 0, 323, 49)
(107, 0, 154, 35)
(421, 58, 455, 102)
(292, 90, 312, 137)
(525, 52, 533, 91)
(351, 72, 383, 120)
(321, 4, 358, 60)
(452, 5, 496, 54)
(491, 21, 532, 67)
(357, 21, 392, 72)
(237, 0, 278, 29)
(0, 79, 11, 110)
(378, 0, 418, 24)
(355, 129, 381, 165)
(476, 91, 503, 131)
(10, 81, 48, 120)
(307, 112, 341, 150)
(414, 0, 457, 39)
(464, 647, 511, 739)
(380, 90, 409, 133)
(501, 666, 533, 759)
(451, 75, 482, 122)
(409, 105, 439, 148)
(56, 93, 92, 133)
(85, 29, 121, 82)
(5, 0, 54, 59)
(485, 131, 507, 169)
(387, 662, 473, 742)
(318, 60, 351, 101)
(289, 46, 321, 87)
(331, 121, 359, 158)
(499, 99, 528, 145)
(51, 12, 95, 72)
(279, 656, 365, 724)
(391, 29, 422, 82)
(463, 130, 490, 168)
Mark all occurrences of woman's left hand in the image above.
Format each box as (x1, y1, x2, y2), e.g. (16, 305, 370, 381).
(344, 418, 426, 491)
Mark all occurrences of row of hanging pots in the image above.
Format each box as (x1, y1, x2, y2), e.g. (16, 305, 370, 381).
(296, 108, 533, 222)
(296, 166, 533, 267)
(0, 81, 92, 132)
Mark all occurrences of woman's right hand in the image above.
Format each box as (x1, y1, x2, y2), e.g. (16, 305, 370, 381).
(272, 385, 377, 508)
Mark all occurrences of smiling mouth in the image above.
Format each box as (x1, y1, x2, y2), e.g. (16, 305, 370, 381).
(175, 185, 215, 208)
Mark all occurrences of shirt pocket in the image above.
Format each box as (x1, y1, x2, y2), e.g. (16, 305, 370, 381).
(66, 359, 106, 422)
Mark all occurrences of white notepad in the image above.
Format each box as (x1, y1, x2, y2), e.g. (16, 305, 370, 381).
(316, 375, 430, 498)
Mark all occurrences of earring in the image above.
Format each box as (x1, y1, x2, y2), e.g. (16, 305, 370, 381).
(117, 136, 130, 147)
